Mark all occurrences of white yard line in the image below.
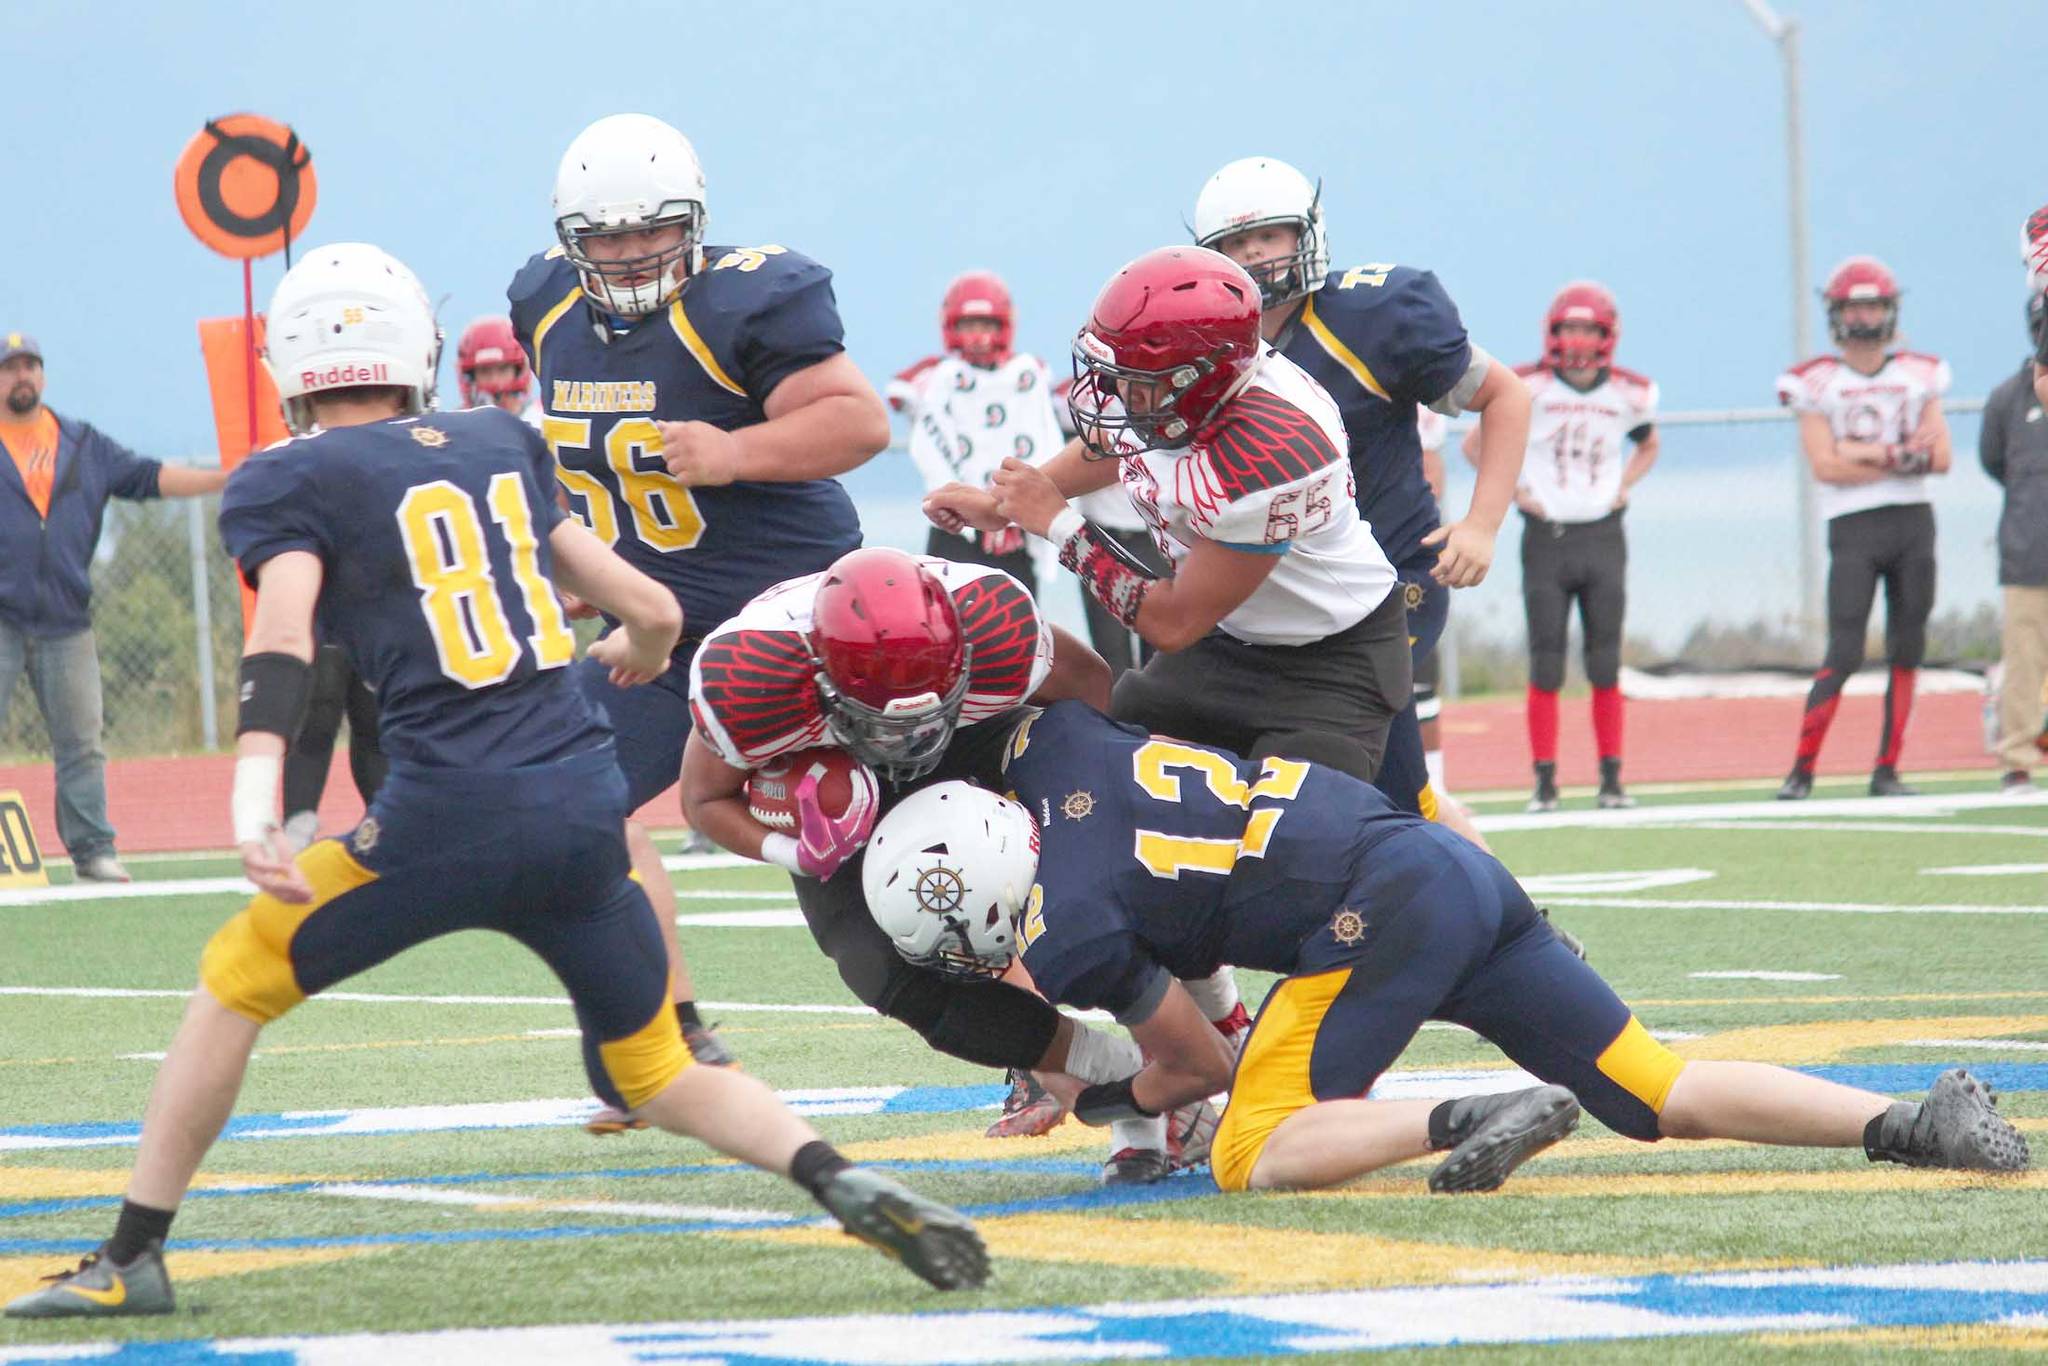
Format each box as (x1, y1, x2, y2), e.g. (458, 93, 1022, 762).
(1474, 787, 2047, 834)
(309, 1182, 781, 1223)
(1547, 896, 2048, 915)
(1922, 862, 2048, 876)
(1688, 971, 1842, 982)
(1900, 1037, 2048, 1052)
(1652, 820, 2048, 838)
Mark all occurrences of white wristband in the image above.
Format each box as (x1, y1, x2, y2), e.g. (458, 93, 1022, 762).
(760, 832, 802, 874)
(231, 753, 282, 846)
(1042, 507, 1085, 547)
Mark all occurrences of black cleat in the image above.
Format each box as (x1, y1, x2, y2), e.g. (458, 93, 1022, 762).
(1527, 761, 1561, 814)
(1427, 1085, 1581, 1194)
(1536, 907, 1587, 961)
(1869, 766, 1918, 798)
(814, 1168, 990, 1290)
(1866, 1068, 2031, 1172)
(5, 1240, 173, 1318)
(1596, 757, 1634, 810)
(985, 1069, 1066, 1139)
(1101, 1147, 1174, 1186)
(1776, 768, 1813, 801)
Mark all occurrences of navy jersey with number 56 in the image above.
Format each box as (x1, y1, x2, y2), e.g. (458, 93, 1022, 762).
(507, 245, 863, 635)
(995, 702, 1412, 1020)
(1277, 266, 1472, 571)
(218, 408, 607, 771)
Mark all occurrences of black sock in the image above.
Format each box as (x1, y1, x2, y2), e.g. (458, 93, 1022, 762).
(1426, 1099, 1460, 1152)
(107, 1199, 174, 1263)
(1863, 1109, 1891, 1162)
(789, 1139, 851, 1202)
(674, 1000, 702, 1029)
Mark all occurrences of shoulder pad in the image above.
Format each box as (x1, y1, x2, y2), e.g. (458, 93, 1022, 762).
(1608, 364, 1653, 388)
(507, 250, 577, 310)
(1785, 355, 1839, 378)
(894, 354, 942, 385)
(1514, 361, 1549, 380)
(1201, 388, 1343, 501)
(950, 569, 1044, 702)
(697, 245, 831, 302)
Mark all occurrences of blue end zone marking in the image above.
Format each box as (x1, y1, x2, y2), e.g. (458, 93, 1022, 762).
(879, 1084, 1004, 1113)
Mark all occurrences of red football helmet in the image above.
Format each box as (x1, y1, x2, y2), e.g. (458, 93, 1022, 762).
(1822, 256, 1900, 345)
(807, 548, 969, 783)
(942, 271, 1014, 368)
(1543, 281, 1619, 371)
(457, 316, 532, 409)
(1068, 246, 1262, 458)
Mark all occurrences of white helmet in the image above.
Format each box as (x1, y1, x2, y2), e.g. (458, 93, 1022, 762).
(552, 113, 707, 318)
(1192, 156, 1329, 309)
(264, 243, 440, 435)
(863, 782, 1039, 980)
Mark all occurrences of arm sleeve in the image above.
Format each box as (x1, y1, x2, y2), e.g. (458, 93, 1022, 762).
(737, 256, 846, 402)
(218, 454, 322, 590)
(1386, 271, 1475, 406)
(89, 428, 163, 501)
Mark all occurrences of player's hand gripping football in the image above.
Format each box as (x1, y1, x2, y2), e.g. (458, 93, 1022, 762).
(240, 829, 313, 904)
(588, 626, 674, 687)
(1422, 519, 1498, 588)
(793, 768, 877, 880)
(659, 420, 742, 487)
(989, 457, 1069, 538)
(923, 482, 1008, 536)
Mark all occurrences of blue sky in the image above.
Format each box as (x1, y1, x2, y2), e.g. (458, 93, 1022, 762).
(1, 1, 2036, 643)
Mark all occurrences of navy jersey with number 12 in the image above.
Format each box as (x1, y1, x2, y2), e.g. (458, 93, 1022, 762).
(507, 244, 862, 635)
(218, 407, 607, 771)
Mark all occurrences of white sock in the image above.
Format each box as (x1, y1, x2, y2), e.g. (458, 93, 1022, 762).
(1063, 1021, 1143, 1084)
(1425, 749, 1447, 794)
(1110, 1114, 1166, 1153)
(1181, 968, 1240, 1023)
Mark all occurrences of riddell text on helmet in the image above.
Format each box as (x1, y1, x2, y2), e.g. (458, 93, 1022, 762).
(300, 362, 391, 388)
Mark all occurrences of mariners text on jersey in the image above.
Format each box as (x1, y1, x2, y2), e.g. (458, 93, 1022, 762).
(217, 407, 608, 771)
(1274, 265, 1473, 571)
(507, 244, 862, 635)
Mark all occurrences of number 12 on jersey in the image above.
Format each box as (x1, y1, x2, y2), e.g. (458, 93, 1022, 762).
(1129, 739, 1308, 878)
(396, 474, 576, 688)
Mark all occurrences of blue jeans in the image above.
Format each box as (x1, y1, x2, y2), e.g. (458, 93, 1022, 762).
(0, 623, 117, 860)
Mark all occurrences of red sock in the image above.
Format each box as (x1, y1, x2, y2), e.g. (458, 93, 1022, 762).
(1527, 686, 1560, 764)
(1793, 669, 1843, 770)
(1591, 685, 1624, 761)
(1877, 666, 1917, 768)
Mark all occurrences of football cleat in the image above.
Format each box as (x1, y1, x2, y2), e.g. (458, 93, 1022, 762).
(1596, 757, 1634, 810)
(5, 1240, 173, 1319)
(683, 1022, 737, 1068)
(1427, 1085, 1581, 1194)
(1167, 1098, 1220, 1170)
(1776, 768, 1813, 801)
(1526, 762, 1560, 814)
(583, 1106, 648, 1137)
(985, 1069, 1067, 1139)
(813, 1168, 989, 1290)
(1101, 1147, 1174, 1186)
(1869, 766, 1918, 798)
(1866, 1069, 2030, 1172)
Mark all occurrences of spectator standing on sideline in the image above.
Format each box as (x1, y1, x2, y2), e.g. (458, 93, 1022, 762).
(1981, 293, 2048, 793)
(0, 333, 228, 882)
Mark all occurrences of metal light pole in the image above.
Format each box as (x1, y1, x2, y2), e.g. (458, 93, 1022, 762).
(1742, 0, 1822, 652)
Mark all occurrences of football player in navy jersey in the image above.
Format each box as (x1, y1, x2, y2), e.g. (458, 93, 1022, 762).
(3, 247, 985, 1320)
(1194, 157, 1530, 831)
(865, 703, 2028, 1199)
(509, 113, 889, 1099)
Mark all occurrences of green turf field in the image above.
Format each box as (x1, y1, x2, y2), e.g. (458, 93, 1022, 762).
(2, 779, 2045, 1362)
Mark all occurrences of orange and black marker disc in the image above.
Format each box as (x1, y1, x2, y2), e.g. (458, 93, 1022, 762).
(174, 114, 317, 261)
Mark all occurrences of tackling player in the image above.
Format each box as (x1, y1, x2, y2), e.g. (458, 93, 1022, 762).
(1193, 156, 1531, 824)
(886, 271, 1060, 594)
(3, 248, 985, 1319)
(1775, 257, 1952, 800)
(456, 315, 539, 424)
(1479, 282, 1658, 812)
(508, 114, 888, 1096)
(866, 702, 2029, 1195)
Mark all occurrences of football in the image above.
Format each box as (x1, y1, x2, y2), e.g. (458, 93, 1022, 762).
(746, 747, 876, 832)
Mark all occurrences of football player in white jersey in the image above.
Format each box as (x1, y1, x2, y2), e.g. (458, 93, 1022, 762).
(1775, 257, 1952, 800)
(1474, 283, 1659, 812)
(887, 272, 1060, 594)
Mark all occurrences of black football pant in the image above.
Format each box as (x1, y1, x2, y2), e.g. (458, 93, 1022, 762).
(1793, 503, 1937, 771)
(1521, 510, 1628, 693)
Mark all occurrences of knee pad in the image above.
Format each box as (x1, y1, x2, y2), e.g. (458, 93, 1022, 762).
(1254, 730, 1374, 782)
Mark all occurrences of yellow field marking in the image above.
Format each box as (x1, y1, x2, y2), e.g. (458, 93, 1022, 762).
(1751, 1323, 2048, 1353)
(838, 1123, 1098, 1163)
(0, 1167, 332, 1199)
(1673, 1014, 2048, 1064)
(0, 1247, 369, 1304)
(1310, 1165, 2048, 1202)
